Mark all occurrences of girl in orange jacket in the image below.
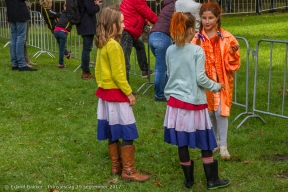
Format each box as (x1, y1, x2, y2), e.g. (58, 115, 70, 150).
(191, 2, 240, 160)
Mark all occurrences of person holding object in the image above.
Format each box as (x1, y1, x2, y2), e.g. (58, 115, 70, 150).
(119, 0, 158, 82)
(5, 0, 37, 71)
(164, 12, 229, 189)
(95, 7, 150, 182)
(76, 0, 102, 80)
(192, 2, 241, 160)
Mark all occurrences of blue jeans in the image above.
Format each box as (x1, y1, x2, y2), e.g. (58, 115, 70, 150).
(121, 30, 148, 72)
(54, 30, 68, 65)
(149, 32, 172, 99)
(9, 21, 27, 68)
(81, 34, 94, 73)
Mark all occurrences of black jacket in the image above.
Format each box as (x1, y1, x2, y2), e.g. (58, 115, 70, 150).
(55, 11, 72, 32)
(76, 0, 100, 35)
(5, 0, 30, 22)
(42, 8, 61, 33)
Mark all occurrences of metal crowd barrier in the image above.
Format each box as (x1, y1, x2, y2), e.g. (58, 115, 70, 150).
(232, 36, 253, 129)
(236, 39, 288, 128)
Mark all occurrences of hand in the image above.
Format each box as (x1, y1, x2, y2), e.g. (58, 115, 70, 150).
(231, 44, 240, 52)
(25, 1, 32, 11)
(94, 0, 102, 5)
(219, 83, 225, 90)
(127, 93, 136, 106)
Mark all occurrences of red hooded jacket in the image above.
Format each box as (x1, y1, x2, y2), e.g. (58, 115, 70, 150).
(120, 0, 158, 40)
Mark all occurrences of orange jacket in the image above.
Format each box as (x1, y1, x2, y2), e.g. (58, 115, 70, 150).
(191, 29, 240, 116)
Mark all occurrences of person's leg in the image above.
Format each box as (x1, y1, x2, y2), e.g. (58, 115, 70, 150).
(178, 146, 194, 188)
(149, 32, 172, 100)
(121, 139, 150, 182)
(213, 103, 230, 160)
(120, 30, 134, 81)
(16, 21, 28, 68)
(209, 111, 219, 142)
(108, 138, 122, 175)
(24, 21, 29, 64)
(81, 34, 94, 73)
(9, 22, 18, 68)
(58, 31, 68, 67)
(202, 150, 230, 189)
(54, 31, 62, 65)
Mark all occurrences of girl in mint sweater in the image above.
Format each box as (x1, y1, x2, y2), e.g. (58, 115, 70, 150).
(95, 7, 150, 182)
(164, 12, 229, 190)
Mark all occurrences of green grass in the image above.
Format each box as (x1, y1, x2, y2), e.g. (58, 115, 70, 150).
(0, 12, 288, 192)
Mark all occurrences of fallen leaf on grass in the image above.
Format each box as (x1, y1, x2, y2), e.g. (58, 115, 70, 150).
(106, 178, 118, 184)
(33, 173, 37, 178)
(57, 108, 62, 110)
(62, 115, 68, 118)
(153, 181, 162, 186)
(48, 189, 59, 192)
(243, 160, 249, 164)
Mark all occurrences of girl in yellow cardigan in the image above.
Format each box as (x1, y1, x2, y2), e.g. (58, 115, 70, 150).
(95, 7, 150, 182)
(192, 2, 241, 160)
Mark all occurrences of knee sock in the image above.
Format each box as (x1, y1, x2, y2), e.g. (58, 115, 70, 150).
(122, 140, 133, 146)
(178, 146, 191, 165)
(108, 138, 119, 145)
(201, 150, 213, 164)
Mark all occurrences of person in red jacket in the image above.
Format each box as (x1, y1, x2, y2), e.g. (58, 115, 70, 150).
(119, 0, 158, 81)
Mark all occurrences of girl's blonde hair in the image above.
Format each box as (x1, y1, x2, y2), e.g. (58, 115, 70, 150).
(170, 12, 196, 47)
(39, 0, 52, 8)
(95, 7, 122, 48)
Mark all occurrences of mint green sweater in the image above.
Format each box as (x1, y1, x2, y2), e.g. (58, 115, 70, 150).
(164, 43, 220, 105)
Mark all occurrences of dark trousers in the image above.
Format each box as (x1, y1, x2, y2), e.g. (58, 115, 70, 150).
(121, 30, 148, 72)
(81, 34, 94, 73)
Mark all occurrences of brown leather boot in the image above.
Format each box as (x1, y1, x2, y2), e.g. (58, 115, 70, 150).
(81, 71, 95, 80)
(108, 142, 122, 175)
(121, 145, 150, 182)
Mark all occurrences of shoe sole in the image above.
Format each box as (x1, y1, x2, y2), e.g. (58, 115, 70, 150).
(208, 182, 230, 190)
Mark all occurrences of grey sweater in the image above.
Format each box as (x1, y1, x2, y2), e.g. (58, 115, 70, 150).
(164, 43, 220, 104)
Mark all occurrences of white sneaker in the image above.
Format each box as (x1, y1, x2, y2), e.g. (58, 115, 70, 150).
(220, 146, 231, 160)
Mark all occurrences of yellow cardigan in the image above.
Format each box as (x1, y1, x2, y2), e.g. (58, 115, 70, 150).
(95, 38, 132, 96)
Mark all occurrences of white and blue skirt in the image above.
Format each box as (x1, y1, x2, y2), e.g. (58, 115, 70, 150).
(97, 98, 139, 141)
(164, 106, 217, 150)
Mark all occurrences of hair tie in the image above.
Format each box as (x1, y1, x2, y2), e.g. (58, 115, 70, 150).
(197, 33, 205, 42)
(217, 31, 224, 40)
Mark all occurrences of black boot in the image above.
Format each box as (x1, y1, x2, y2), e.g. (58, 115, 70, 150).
(203, 160, 230, 190)
(181, 160, 194, 188)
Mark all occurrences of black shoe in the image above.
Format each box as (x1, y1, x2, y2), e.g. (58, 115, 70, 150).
(155, 97, 167, 102)
(19, 66, 37, 71)
(12, 66, 19, 70)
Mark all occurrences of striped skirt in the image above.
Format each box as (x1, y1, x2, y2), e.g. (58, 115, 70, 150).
(97, 98, 139, 141)
(164, 106, 217, 150)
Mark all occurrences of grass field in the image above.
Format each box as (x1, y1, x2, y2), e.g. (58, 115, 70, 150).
(0, 11, 288, 192)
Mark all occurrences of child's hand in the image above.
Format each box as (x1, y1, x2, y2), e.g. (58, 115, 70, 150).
(219, 83, 225, 90)
(94, 0, 102, 5)
(230, 44, 240, 52)
(127, 93, 136, 106)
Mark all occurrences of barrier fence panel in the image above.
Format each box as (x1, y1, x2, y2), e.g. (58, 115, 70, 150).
(232, 36, 253, 129)
(238, 39, 288, 128)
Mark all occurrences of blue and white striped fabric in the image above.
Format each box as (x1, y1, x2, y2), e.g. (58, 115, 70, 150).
(97, 98, 139, 141)
(164, 106, 217, 150)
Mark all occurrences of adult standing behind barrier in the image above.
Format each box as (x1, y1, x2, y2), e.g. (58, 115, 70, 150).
(175, 0, 201, 32)
(5, 0, 37, 71)
(192, 2, 240, 160)
(119, 0, 157, 82)
(76, 0, 101, 80)
(54, 2, 72, 69)
(149, 0, 176, 102)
